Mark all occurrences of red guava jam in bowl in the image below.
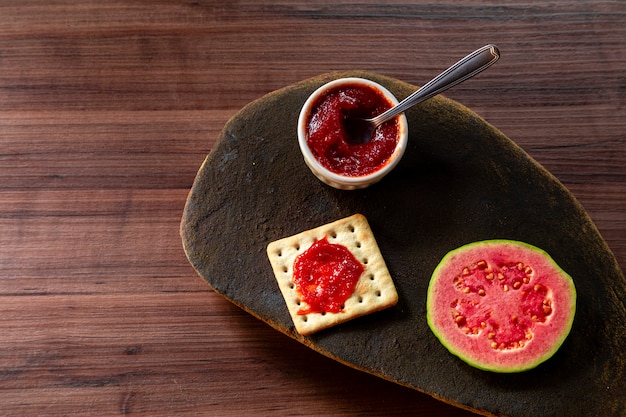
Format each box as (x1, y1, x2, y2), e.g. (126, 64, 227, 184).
(298, 78, 408, 190)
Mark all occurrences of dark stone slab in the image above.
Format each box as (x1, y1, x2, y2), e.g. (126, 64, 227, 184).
(181, 71, 625, 417)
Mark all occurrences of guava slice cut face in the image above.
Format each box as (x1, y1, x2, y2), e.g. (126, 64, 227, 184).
(427, 240, 576, 373)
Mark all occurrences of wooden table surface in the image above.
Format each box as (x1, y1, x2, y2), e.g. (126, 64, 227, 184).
(1, 2, 624, 416)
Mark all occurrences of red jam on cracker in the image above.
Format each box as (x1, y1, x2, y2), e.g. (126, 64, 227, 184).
(304, 83, 399, 176)
(293, 236, 364, 315)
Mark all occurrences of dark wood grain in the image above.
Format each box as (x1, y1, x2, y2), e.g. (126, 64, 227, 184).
(0, 1, 624, 416)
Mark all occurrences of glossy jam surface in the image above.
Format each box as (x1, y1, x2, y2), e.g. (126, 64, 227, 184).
(292, 237, 364, 315)
(305, 84, 399, 176)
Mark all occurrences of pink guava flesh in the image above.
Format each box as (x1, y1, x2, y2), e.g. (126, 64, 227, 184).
(427, 240, 576, 372)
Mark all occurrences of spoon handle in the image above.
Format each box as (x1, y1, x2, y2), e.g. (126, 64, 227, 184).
(371, 44, 500, 125)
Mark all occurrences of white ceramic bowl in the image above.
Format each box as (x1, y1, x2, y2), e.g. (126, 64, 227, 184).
(297, 77, 408, 190)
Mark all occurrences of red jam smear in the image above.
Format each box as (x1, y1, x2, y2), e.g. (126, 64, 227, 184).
(305, 83, 399, 176)
(292, 237, 364, 315)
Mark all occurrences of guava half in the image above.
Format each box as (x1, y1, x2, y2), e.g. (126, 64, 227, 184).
(427, 240, 576, 373)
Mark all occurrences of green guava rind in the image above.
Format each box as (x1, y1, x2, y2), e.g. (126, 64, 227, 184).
(181, 71, 626, 417)
(426, 239, 577, 373)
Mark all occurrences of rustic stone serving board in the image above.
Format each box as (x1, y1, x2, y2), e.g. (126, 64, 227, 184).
(180, 71, 626, 417)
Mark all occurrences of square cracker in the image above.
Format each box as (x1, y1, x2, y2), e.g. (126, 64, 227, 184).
(267, 213, 398, 335)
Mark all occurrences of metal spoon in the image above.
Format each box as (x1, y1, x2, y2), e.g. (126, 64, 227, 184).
(348, 44, 500, 143)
